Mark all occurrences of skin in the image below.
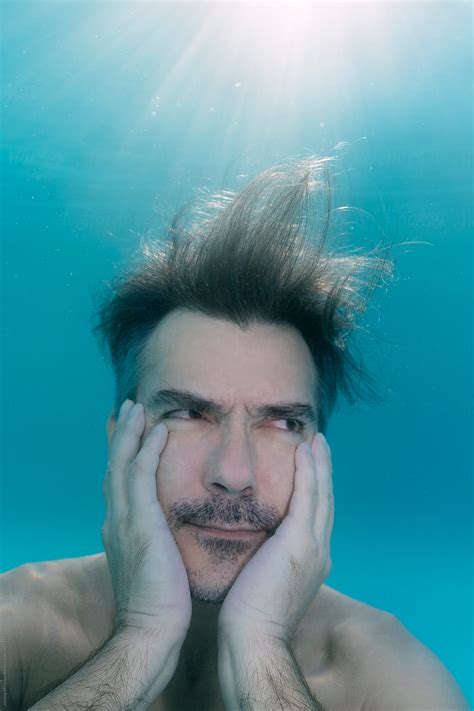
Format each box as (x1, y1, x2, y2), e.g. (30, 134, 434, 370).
(1, 307, 469, 710)
(106, 308, 330, 704)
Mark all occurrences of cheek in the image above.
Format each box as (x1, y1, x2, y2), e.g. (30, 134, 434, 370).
(255, 437, 297, 510)
(154, 431, 206, 500)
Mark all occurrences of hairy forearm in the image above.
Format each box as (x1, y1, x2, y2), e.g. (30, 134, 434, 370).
(218, 630, 327, 711)
(29, 627, 183, 710)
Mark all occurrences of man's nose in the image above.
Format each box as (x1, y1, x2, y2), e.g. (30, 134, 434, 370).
(204, 425, 257, 495)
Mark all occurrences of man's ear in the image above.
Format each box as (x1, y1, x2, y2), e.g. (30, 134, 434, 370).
(106, 413, 116, 447)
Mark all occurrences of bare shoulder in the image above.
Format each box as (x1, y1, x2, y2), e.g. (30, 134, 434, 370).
(313, 586, 469, 711)
(297, 586, 468, 711)
(1, 553, 113, 633)
(0, 554, 113, 709)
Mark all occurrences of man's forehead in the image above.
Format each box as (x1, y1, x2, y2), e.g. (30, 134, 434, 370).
(144, 309, 314, 360)
(140, 309, 318, 400)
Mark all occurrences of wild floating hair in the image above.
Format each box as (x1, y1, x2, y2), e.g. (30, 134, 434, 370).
(92, 156, 394, 433)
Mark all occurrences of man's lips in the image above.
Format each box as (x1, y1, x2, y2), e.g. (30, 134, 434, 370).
(185, 522, 267, 540)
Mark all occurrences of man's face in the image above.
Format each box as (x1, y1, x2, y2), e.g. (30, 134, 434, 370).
(129, 309, 318, 603)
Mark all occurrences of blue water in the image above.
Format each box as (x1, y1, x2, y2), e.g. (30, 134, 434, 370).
(1, 1, 472, 704)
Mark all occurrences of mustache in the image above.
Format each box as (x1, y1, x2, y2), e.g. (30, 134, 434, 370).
(166, 495, 282, 534)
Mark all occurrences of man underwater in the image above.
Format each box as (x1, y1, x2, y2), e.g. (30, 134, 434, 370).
(1, 159, 468, 710)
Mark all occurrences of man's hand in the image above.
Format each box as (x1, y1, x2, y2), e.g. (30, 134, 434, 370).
(218, 432, 334, 644)
(102, 399, 192, 641)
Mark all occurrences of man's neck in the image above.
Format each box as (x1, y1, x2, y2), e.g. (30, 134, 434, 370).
(160, 598, 222, 707)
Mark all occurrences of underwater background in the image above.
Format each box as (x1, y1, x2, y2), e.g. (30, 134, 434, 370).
(1, 1, 472, 704)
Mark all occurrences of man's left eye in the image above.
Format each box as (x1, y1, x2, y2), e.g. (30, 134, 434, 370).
(163, 409, 204, 420)
(273, 419, 305, 433)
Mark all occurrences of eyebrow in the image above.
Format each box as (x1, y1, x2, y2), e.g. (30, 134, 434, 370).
(146, 388, 317, 424)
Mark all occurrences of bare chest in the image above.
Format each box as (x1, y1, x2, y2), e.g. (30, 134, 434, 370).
(146, 646, 364, 711)
(23, 626, 360, 711)
(146, 661, 358, 711)
(20, 561, 373, 711)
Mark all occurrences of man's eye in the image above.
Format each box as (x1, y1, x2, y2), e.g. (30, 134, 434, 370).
(273, 418, 305, 433)
(163, 409, 204, 420)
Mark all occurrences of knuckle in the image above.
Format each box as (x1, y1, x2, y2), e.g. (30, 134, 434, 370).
(116, 512, 129, 532)
(104, 462, 117, 487)
(102, 475, 110, 497)
(130, 458, 147, 476)
(103, 512, 128, 537)
(324, 555, 332, 577)
(113, 512, 130, 538)
(101, 521, 110, 544)
(309, 533, 320, 554)
(105, 460, 113, 475)
(126, 508, 147, 533)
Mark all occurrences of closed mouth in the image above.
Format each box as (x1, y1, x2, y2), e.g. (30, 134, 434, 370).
(186, 522, 266, 538)
(187, 519, 263, 531)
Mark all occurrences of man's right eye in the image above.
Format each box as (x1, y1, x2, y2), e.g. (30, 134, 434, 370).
(162, 409, 204, 420)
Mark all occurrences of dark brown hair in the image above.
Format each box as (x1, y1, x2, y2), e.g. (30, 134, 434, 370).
(92, 157, 394, 433)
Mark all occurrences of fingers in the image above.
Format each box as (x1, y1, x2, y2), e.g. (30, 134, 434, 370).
(105, 401, 145, 516)
(312, 433, 334, 549)
(290, 433, 334, 549)
(289, 441, 318, 524)
(128, 421, 168, 522)
(103, 400, 169, 527)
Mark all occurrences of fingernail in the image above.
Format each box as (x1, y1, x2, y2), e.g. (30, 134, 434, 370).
(312, 433, 326, 453)
(119, 399, 133, 415)
(129, 402, 142, 418)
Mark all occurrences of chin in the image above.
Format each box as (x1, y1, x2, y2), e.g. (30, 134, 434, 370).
(189, 580, 231, 604)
